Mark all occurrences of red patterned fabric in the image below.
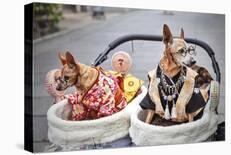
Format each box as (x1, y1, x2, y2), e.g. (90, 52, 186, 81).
(68, 71, 127, 121)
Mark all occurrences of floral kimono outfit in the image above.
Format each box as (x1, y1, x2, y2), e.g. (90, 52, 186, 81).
(68, 69, 127, 121)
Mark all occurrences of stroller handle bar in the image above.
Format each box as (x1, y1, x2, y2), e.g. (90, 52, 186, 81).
(93, 34, 221, 83)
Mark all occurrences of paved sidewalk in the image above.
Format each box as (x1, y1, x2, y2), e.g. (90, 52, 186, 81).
(34, 12, 124, 44)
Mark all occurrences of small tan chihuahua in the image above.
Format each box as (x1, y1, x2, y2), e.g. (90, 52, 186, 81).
(56, 52, 126, 120)
(144, 24, 209, 124)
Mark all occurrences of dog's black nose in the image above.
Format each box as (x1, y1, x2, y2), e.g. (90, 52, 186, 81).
(191, 60, 196, 65)
(56, 85, 61, 91)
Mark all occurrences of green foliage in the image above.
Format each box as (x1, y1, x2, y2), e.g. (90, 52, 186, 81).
(33, 3, 63, 38)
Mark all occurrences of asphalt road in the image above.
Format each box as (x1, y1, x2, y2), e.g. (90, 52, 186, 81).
(33, 10, 225, 152)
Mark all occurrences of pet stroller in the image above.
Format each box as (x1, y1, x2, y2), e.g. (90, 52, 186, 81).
(46, 34, 222, 150)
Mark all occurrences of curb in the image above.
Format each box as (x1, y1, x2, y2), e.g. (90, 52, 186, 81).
(33, 28, 74, 44)
(33, 12, 124, 44)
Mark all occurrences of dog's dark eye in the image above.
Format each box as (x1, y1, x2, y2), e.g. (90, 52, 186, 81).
(178, 48, 187, 57)
(187, 45, 196, 55)
(64, 76, 69, 81)
(55, 76, 62, 82)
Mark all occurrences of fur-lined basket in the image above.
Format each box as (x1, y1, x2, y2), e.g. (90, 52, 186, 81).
(129, 81, 220, 146)
(47, 86, 147, 149)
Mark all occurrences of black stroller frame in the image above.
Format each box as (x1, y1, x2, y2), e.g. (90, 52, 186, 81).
(93, 34, 221, 83)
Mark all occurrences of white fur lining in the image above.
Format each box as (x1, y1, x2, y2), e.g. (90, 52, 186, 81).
(47, 86, 147, 148)
(129, 97, 219, 146)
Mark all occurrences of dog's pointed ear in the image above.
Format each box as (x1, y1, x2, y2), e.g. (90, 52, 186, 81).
(163, 24, 173, 45)
(58, 52, 66, 65)
(66, 51, 77, 68)
(180, 28, 184, 39)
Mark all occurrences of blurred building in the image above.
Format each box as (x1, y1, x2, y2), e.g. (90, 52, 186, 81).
(61, 4, 132, 14)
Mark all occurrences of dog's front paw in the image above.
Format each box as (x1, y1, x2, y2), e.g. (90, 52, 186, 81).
(155, 105, 164, 117)
(175, 108, 188, 122)
(176, 113, 187, 122)
(156, 110, 164, 117)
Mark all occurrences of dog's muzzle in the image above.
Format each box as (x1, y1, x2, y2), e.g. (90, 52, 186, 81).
(55, 77, 68, 91)
(183, 60, 196, 67)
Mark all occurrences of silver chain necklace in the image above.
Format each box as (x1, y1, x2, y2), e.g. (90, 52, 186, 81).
(159, 65, 185, 120)
(159, 67, 184, 101)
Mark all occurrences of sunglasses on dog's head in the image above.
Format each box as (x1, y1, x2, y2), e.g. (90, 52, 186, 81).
(177, 45, 196, 57)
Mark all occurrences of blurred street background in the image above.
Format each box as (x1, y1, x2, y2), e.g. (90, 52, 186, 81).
(32, 3, 225, 152)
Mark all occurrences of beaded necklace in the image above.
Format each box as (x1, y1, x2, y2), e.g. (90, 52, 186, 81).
(159, 65, 185, 120)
